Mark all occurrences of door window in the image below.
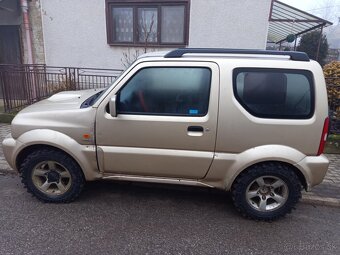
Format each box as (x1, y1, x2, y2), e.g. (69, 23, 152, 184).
(117, 67, 211, 116)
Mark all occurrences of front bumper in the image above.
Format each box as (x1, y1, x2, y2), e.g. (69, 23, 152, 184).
(294, 154, 329, 191)
(2, 133, 22, 171)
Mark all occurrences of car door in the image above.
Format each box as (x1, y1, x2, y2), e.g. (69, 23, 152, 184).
(95, 61, 219, 179)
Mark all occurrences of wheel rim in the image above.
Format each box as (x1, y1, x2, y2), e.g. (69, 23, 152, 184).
(31, 161, 72, 196)
(246, 175, 289, 212)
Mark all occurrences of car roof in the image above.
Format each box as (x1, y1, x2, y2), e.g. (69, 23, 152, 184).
(138, 48, 310, 62)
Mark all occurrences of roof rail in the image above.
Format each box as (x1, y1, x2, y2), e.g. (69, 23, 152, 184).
(164, 48, 310, 61)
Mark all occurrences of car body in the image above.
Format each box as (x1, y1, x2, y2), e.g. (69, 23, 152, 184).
(2, 48, 330, 220)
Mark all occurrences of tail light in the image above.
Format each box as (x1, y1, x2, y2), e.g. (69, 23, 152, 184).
(317, 117, 329, 156)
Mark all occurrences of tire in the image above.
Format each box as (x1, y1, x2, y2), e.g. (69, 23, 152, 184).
(231, 162, 302, 221)
(19, 148, 85, 203)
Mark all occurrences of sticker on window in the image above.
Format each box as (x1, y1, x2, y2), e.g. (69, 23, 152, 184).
(189, 109, 199, 115)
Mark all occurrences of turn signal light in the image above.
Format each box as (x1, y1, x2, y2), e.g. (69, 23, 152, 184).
(83, 134, 91, 139)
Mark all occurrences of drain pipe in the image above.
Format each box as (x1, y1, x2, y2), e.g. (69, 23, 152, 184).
(20, 0, 34, 64)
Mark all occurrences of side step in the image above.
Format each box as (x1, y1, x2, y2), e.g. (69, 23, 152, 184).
(102, 174, 214, 188)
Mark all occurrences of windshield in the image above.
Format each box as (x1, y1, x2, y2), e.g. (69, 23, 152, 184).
(80, 62, 134, 109)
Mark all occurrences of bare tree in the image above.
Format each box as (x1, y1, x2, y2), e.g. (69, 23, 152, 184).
(138, 12, 156, 53)
(121, 12, 156, 69)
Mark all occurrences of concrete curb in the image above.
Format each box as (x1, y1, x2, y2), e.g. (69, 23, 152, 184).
(301, 194, 340, 208)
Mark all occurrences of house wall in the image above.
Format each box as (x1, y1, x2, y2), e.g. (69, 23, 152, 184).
(40, 0, 271, 69)
(28, 0, 45, 64)
(189, 0, 271, 48)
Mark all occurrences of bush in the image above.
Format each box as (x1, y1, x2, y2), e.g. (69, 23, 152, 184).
(324, 61, 340, 111)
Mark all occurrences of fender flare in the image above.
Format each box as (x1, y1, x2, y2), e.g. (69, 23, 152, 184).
(14, 129, 101, 180)
(205, 145, 308, 190)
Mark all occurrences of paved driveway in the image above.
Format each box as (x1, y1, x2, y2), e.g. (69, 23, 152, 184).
(0, 175, 340, 255)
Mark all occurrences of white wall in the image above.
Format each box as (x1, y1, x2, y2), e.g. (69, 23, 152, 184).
(189, 0, 271, 48)
(41, 0, 271, 69)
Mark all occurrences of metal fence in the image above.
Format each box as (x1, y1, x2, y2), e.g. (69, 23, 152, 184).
(0, 64, 122, 112)
(326, 77, 340, 134)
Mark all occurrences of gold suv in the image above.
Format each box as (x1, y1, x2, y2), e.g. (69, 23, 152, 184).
(2, 49, 330, 221)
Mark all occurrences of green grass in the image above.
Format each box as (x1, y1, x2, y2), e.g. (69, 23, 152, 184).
(0, 113, 15, 123)
(325, 135, 340, 154)
(0, 104, 17, 123)
(0, 101, 22, 123)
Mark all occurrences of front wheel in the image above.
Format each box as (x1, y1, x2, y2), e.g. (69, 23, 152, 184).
(20, 148, 85, 203)
(232, 162, 302, 221)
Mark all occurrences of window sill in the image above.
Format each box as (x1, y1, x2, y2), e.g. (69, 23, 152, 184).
(108, 43, 188, 48)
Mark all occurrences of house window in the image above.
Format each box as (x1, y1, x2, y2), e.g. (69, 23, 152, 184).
(106, 0, 190, 46)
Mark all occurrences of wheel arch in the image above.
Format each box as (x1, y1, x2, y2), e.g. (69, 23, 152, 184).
(206, 145, 310, 191)
(16, 144, 82, 176)
(13, 129, 101, 181)
(230, 160, 307, 191)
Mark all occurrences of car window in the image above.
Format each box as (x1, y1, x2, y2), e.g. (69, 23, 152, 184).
(117, 67, 211, 116)
(233, 68, 314, 119)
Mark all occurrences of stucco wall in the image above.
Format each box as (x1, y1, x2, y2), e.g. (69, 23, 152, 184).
(189, 0, 271, 48)
(29, 0, 45, 64)
(40, 0, 271, 69)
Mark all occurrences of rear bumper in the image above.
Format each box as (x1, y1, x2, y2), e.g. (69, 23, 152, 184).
(294, 154, 329, 191)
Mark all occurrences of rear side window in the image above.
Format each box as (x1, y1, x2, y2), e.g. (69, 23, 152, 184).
(118, 67, 211, 116)
(233, 68, 314, 119)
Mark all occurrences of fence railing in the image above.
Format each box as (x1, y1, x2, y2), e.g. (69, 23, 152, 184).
(0, 64, 123, 112)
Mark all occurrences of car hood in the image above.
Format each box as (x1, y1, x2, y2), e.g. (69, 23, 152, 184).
(19, 89, 102, 113)
(10, 89, 101, 141)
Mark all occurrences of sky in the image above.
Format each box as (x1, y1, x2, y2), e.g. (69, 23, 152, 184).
(280, 0, 340, 24)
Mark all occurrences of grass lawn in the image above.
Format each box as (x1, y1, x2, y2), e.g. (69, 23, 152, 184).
(325, 134, 340, 154)
(0, 104, 19, 123)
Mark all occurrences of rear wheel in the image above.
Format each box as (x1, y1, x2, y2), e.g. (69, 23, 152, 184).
(20, 148, 85, 203)
(232, 162, 302, 221)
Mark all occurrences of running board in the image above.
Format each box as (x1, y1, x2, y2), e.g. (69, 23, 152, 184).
(102, 174, 214, 188)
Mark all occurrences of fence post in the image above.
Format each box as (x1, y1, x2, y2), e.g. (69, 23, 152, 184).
(0, 70, 5, 112)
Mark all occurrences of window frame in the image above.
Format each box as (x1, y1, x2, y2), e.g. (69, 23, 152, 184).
(232, 68, 315, 119)
(105, 0, 190, 47)
(116, 66, 212, 116)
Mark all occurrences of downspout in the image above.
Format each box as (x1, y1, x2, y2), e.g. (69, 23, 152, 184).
(20, 0, 34, 64)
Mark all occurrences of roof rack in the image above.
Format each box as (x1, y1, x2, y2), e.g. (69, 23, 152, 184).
(164, 48, 310, 61)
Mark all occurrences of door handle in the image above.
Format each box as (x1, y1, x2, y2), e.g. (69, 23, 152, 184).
(187, 126, 204, 132)
(187, 126, 204, 136)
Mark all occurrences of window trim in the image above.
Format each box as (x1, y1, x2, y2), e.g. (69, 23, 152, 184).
(116, 66, 212, 117)
(232, 68, 315, 119)
(105, 0, 190, 47)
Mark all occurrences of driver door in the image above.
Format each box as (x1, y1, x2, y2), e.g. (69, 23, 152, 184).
(95, 61, 219, 179)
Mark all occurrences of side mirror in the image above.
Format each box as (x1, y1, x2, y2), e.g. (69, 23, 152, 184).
(109, 95, 117, 117)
